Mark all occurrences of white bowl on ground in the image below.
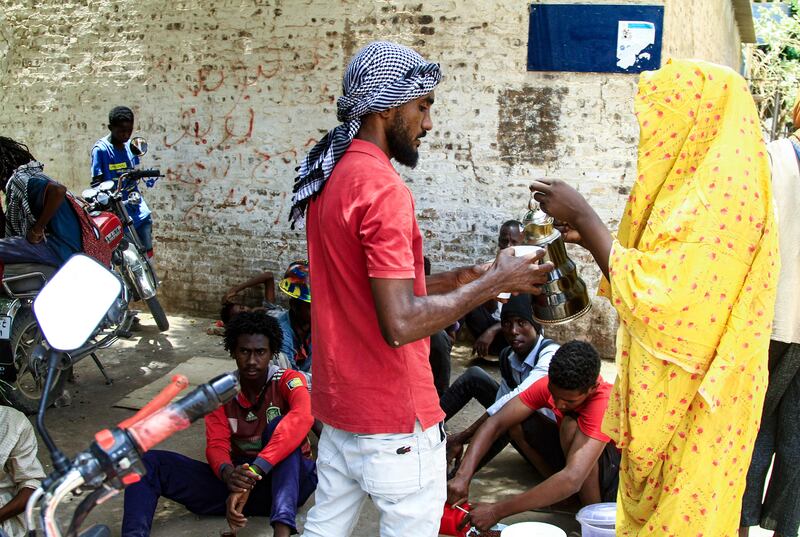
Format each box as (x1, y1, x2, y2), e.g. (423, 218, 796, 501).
(500, 521, 567, 537)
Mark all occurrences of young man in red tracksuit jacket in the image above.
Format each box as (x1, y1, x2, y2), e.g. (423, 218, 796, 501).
(121, 310, 317, 537)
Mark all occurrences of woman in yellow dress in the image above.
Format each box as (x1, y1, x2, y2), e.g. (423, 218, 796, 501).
(530, 59, 779, 536)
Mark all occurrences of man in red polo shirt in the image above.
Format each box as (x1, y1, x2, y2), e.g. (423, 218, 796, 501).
(290, 41, 553, 537)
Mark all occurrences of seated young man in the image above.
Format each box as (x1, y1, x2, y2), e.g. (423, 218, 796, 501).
(447, 341, 619, 532)
(274, 261, 312, 380)
(212, 298, 268, 336)
(217, 262, 312, 382)
(0, 406, 46, 537)
(441, 293, 559, 471)
(464, 220, 524, 358)
(215, 270, 279, 334)
(222, 270, 279, 311)
(122, 311, 317, 537)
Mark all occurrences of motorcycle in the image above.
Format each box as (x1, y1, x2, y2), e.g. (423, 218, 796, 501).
(21, 255, 239, 537)
(81, 178, 169, 331)
(82, 136, 169, 332)
(0, 138, 168, 414)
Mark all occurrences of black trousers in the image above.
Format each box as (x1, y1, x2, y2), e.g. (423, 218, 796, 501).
(429, 330, 453, 398)
(740, 340, 800, 535)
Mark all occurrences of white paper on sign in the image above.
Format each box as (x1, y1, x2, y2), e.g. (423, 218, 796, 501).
(616, 21, 656, 69)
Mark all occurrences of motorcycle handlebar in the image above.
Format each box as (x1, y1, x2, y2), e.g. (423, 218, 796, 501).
(127, 372, 239, 452)
(122, 169, 162, 180)
(26, 372, 238, 537)
(117, 375, 189, 430)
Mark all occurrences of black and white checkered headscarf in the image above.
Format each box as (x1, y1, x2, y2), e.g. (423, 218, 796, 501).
(5, 161, 43, 238)
(289, 41, 442, 228)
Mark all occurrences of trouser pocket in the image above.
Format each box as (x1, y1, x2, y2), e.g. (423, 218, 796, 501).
(419, 422, 447, 491)
(358, 433, 422, 503)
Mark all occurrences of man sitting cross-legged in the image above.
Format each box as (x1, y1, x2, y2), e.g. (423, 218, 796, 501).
(121, 311, 317, 537)
(447, 341, 619, 532)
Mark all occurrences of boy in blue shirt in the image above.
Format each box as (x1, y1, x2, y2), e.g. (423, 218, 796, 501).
(91, 106, 153, 256)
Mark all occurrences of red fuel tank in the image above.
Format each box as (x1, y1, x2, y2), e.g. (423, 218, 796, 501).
(92, 212, 124, 250)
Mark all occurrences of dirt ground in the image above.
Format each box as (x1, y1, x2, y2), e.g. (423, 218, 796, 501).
(30, 311, 772, 537)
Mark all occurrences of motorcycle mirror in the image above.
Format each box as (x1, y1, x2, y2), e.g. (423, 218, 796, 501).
(130, 136, 148, 157)
(33, 255, 121, 351)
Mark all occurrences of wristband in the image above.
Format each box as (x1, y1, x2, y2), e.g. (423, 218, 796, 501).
(248, 465, 262, 477)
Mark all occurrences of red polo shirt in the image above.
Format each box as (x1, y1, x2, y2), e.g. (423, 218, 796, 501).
(306, 139, 444, 434)
(519, 376, 613, 443)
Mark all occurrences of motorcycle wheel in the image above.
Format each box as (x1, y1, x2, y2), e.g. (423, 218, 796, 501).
(145, 297, 169, 332)
(1, 309, 72, 415)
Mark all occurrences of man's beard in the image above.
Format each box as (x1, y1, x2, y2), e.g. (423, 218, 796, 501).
(387, 114, 421, 168)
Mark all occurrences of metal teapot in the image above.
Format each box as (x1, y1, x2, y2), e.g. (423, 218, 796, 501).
(522, 193, 592, 325)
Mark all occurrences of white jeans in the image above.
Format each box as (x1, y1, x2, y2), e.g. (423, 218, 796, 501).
(302, 421, 447, 537)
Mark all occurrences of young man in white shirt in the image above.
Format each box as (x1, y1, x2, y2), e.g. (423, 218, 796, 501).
(441, 293, 559, 474)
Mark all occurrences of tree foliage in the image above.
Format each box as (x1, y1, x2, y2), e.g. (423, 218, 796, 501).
(748, 0, 800, 136)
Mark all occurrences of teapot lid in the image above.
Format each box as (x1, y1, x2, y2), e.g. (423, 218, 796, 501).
(522, 192, 554, 242)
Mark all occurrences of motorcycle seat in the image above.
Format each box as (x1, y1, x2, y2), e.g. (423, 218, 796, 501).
(2, 263, 58, 295)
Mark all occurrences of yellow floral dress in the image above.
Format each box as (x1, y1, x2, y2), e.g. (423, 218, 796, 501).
(600, 60, 780, 536)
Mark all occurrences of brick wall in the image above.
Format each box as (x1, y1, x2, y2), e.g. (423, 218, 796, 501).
(663, 0, 743, 70)
(0, 0, 747, 357)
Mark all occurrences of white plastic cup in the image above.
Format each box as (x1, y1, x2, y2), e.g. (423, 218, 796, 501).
(497, 245, 545, 299)
(510, 245, 543, 257)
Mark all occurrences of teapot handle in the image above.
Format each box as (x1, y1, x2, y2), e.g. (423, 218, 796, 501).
(528, 190, 540, 212)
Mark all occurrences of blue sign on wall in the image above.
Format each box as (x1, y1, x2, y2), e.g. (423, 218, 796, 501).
(528, 4, 664, 73)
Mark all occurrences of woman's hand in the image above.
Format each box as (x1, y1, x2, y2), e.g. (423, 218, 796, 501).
(554, 220, 584, 246)
(532, 179, 613, 279)
(529, 179, 591, 227)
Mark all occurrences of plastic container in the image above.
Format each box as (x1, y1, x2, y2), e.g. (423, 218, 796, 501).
(501, 522, 566, 537)
(439, 502, 471, 537)
(439, 503, 508, 537)
(575, 502, 617, 536)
